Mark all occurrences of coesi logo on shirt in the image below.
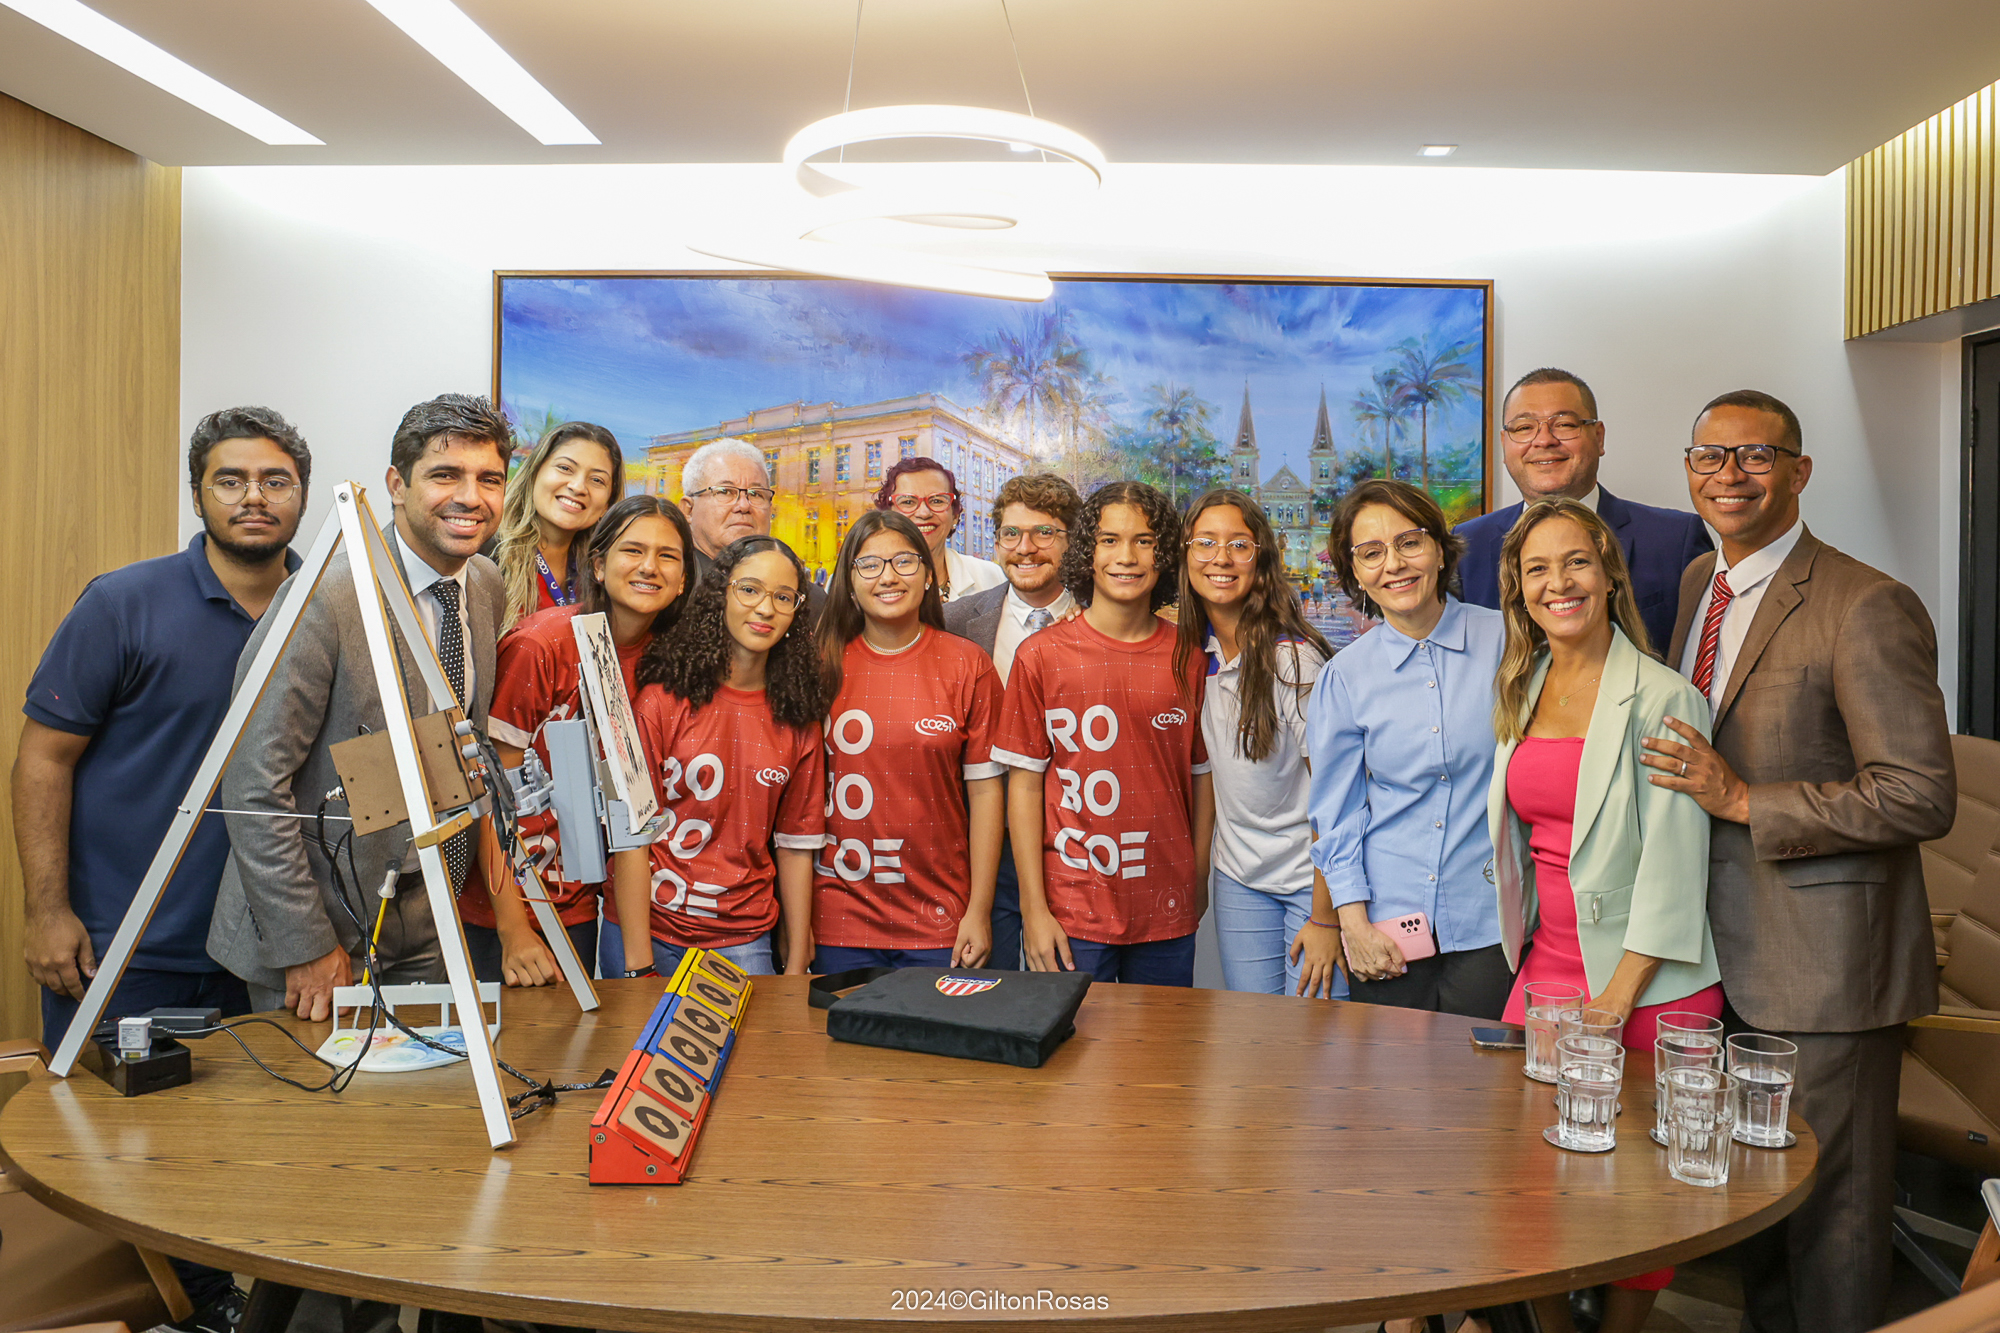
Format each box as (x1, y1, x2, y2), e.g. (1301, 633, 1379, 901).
(753, 766, 790, 787)
(915, 715, 956, 736)
(1151, 707, 1188, 730)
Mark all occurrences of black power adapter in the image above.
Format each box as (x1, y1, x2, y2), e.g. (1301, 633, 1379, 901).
(88, 1010, 211, 1096)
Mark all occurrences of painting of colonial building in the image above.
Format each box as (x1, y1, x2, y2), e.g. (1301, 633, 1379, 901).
(646, 394, 1030, 572)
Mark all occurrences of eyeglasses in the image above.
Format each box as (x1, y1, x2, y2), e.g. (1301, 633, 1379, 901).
(689, 484, 775, 506)
(853, 552, 924, 579)
(1502, 413, 1600, 444)
(729, 579, 802, 613)
(1684, 443, 1800, 475)
(996, 524, 1067, 549)
(1186, 537, 1258, 563)
(206, 475, 297, 504)
(1350, 528, 1431, 569)
(890, 493, 956, 515)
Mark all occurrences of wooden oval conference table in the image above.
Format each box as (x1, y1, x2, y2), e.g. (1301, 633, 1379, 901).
(1, 978, 1815, 1331)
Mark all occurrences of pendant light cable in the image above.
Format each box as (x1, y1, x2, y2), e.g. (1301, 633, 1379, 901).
(840, 0, 865, 161)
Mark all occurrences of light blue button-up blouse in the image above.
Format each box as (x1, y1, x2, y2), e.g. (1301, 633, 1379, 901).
(1306, 596, 1506, 954)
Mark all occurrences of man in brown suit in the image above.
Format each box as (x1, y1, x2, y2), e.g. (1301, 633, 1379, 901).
(1641, 389, 1954, 1333)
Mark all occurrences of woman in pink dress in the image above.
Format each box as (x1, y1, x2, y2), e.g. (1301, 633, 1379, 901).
(1485, 499, 1723, 1333)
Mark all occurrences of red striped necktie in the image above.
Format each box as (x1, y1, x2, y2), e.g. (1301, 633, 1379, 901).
(1690, 570, 1735, 696)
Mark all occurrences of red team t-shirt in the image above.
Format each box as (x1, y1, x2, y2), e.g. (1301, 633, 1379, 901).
(812, 630, 1005, 949)
(630, 684, 827, 948)
(991, 617, 1209, 945)
(465, 605, 648, 928)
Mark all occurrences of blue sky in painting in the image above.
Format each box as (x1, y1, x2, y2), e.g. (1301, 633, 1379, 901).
(499, 276, 1486, 484)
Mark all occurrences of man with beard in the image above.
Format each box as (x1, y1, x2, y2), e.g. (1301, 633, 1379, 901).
(208, 394, 508, 1023)
(13, 405, 309, 1332)
(945, 473, 1081, 967)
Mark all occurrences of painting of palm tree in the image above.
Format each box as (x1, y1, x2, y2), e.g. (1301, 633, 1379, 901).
(1351, 371, 1408, 478)
(495, 272, 1489, 646)
(1394, 336, 1480, 489)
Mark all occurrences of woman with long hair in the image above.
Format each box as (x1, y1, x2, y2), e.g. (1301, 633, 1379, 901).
(811, 511, 1006, 971)
(490, 421, 625, 633)
(467, 496, 691, 985)
(1307, 479, 1512, 1017)
(1488, 499, 1721, 1332)
(1172, 488, 1342, 999)
(609, 536, 828, 978)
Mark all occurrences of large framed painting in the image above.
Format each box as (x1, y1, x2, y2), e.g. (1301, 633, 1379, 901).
(495, 272, 1491, 649)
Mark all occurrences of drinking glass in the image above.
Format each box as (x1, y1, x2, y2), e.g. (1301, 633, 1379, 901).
(1523, 981, 1585, 1084)
(1560, 1007, 1626, 1045)
(1664, 1065, 1736, 1187)
(1727, 1032, 1799, 1148)
(1650, 1013, 1725, 1147)
(1546, 1033, 1623, 1153)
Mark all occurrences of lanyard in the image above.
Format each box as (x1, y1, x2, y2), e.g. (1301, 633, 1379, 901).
(536, 550, 575, 607)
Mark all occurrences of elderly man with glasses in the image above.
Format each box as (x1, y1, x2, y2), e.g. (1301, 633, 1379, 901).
(678, 436, 823, 617)
(1454, 367, 1711, 653)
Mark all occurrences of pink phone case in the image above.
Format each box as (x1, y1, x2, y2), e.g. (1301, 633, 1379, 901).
(1344, 911, 1438, 971)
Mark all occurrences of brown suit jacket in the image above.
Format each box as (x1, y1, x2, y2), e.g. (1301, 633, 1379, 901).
(1668, 527, 1953, 1032)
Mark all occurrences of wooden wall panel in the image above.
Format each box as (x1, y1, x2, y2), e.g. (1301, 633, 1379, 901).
(1849, 81, 2000, 337)
(0, 92, 179, 1044)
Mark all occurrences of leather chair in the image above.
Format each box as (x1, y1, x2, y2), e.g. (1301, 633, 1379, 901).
(0, 1040, 191, 1333)
(1899, 739, 2000, 1295)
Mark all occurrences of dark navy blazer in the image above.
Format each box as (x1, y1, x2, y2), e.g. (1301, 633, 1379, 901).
(1452, 487, 1712, 656)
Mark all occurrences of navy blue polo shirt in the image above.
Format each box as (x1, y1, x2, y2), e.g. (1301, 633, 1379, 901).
(24, 534, 299, 972)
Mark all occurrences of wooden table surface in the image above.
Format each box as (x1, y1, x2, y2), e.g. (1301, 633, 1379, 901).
(0, 978, 1815, 1331)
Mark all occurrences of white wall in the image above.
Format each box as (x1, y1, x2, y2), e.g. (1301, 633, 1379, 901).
(181, 160, 1963, 990)
(181, 161, 1956, 650)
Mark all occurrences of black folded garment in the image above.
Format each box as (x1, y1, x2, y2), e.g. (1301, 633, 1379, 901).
(808, 966, 1091, 1068)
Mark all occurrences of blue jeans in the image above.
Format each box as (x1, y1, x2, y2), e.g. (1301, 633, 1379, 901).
(989, 841, 1023, 970)
(1066, 934, 1197, 986)
(42, 967, 250, 1309)
(812, 945, 953, 973)
(599, 918, 775, 977)
(1212, 872, 1349, 999)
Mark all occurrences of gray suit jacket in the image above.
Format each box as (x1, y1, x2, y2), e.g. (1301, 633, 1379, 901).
(943, 582, 1008, 657)
(207, 534, 506, 990)
(1668, 528, 1953, 1032)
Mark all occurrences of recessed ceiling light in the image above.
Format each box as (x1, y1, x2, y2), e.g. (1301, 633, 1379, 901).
(360, 0, 598, 146)
(1418, 144, 1457, 158)
(0, 0, 321, 145)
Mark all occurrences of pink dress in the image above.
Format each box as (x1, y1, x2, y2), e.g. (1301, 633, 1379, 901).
(1500, 736, 1725, 1294)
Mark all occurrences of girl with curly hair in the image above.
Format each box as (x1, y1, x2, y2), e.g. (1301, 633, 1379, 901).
(1172, 488, 1343, 1000)
(810, 511, 1007, 971)
(991, 481, 1214, 986)
(608, 536, 828, 978)
(467, 497, 692, 987)
(488, 421, 625, 633)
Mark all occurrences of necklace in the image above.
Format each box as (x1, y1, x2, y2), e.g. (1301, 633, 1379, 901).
(1555, 674, 1600, 708)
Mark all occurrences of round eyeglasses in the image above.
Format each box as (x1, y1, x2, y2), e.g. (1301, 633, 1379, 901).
(1503, 414, 1600, 444)
(206, 475, 297, 505)
(1350, 528, 1430, 570)
(729, 579, 802, 613)
(890, 493, 956, 515)
(1186, 537, 1258, 563)
(996, 524, 1066, 549)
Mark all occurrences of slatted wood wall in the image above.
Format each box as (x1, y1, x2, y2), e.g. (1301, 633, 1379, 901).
(0, 92, 179, 1044)
(1848, 81, 2000, 338)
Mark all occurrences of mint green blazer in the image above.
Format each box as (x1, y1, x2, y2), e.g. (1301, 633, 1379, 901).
(1486, 626, 1721, 1007)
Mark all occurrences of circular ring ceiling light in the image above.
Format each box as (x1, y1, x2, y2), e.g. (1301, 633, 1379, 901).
(686, 105, 1105, 302)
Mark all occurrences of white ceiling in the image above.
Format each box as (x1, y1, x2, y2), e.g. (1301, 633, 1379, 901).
(3, 0, 1998, 173)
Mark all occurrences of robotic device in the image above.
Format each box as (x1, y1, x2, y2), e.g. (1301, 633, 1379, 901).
(588, 948, 752, 1185)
